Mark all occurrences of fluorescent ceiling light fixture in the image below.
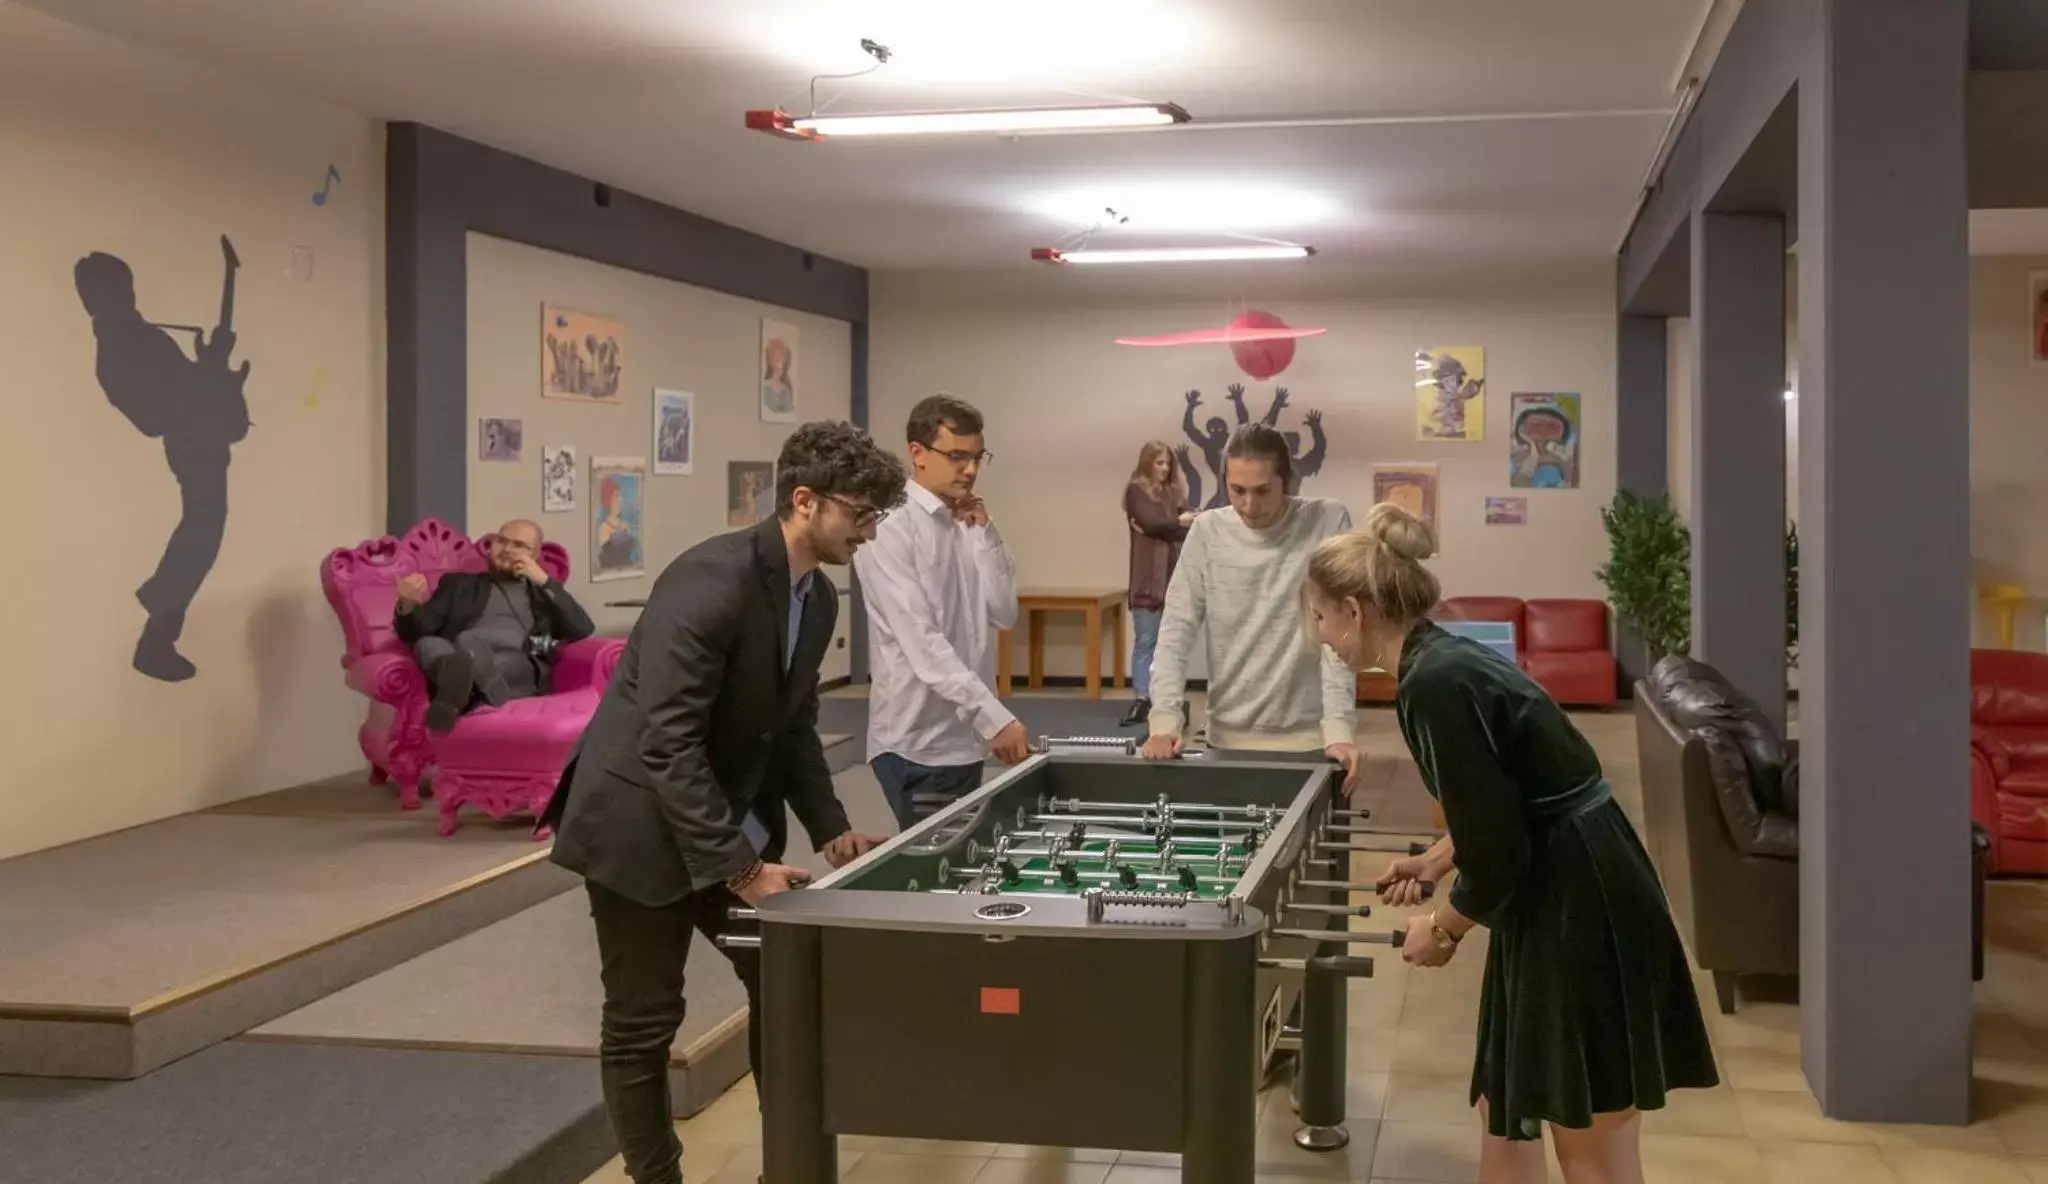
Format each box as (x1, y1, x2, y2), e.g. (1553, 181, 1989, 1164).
(1032, 244, 1314, 266)
(747, 102, 1188, 139)
(1032, 184, 1339, 233)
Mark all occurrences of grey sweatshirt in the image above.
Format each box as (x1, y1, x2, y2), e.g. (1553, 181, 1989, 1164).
(1147, 497, 1358, 751)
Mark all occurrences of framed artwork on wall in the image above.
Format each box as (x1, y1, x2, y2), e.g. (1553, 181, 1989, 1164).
(652, 389, 694, 475)
(541, 444, 577, 512)
(589, 457, 646, 582)
(1485, 496, 1528, 525)
(760, 318, 799, 423)
(478, 417, 523, 462)
(1371, 462, 1440, 554)
(542, 304, 625, 403)
(2031, 271, 2048, 367)
(1508, 392, 1581, 489)
(1415, 346, 1485, 441)
(727, 460, 775, 526)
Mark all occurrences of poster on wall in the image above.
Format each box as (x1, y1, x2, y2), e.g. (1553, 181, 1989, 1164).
(542, 444, 577, 513)
(590, 457, 646, 581)
(542, 304, 625, 403)
(1507, 392, 1581, 489)
(760, 318, 799, 423)
(652, 389, 694, 475)
(2032, 271, 2048, 367)
(1485, 496, 1528, 525)
(1371, 462, 1440, 554)
(478, 417, 523, 462)
(727, 460, 776, 526)
(1414, 346, 1486, 442)
(1171, 384, 1328, 508)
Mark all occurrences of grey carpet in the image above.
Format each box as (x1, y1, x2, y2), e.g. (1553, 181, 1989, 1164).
(249, 761, 901, 1056)
(0, 1040, 613, 1184)
(0, 807, 552, 1009)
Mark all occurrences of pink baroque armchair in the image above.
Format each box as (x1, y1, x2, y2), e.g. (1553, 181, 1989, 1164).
(321, 517, 624, 837)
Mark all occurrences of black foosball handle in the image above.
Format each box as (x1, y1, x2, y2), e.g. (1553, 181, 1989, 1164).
(1292, 879, 1437, 900)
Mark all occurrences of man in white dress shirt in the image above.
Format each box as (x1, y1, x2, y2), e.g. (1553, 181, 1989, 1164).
(854, 394, 1033, 829)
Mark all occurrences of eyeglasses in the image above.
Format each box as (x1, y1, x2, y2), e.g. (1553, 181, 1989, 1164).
(921, 446, 993, 467)
(824, 494, 888, 528)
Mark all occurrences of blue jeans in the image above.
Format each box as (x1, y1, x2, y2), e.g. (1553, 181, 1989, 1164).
(1131, 608, 1162, 699)
(871, 753, 985, 831)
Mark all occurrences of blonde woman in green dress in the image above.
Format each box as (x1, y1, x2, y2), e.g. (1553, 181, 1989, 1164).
(1303, 503, 1718, 1184)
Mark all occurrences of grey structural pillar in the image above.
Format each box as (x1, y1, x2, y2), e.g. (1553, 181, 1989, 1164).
(1689, 212, 1788, 730)
(1796, 0, 1972, 1123)
(1614, 314, 1669, 692)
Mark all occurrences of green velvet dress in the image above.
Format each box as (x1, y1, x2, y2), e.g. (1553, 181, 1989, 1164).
(1395, 621, 1719, 1140)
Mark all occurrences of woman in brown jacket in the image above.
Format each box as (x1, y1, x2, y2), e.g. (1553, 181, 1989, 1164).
(1122, 440, 1196, 726)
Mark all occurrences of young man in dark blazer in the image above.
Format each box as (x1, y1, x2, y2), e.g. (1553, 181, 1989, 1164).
(541, 421, 904, 1184)
(391, 518, 596, 732)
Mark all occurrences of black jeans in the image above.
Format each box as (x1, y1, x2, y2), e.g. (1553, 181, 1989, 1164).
(587, 880, 759, 1184)
(870, 753, 984, 830)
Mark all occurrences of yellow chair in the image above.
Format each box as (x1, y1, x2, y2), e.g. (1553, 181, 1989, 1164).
(1979, 583, 2029, 649)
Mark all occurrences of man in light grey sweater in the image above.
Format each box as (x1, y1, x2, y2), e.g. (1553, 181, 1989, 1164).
(1140, 424, 1361, 790)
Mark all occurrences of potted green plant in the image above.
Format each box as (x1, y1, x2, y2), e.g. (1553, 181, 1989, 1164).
(1596, 490, 1693, 662)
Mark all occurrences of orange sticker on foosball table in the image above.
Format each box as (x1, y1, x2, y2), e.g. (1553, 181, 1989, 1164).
(979, 987, 1021, 1015)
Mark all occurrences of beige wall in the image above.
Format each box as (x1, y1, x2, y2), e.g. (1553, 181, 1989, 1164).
(869, 277, 1620, 678)
(1968, 255, 2048, 649)
(1671, 254, 2048, 649)
(465, 235, 854, 675)
(0, 2, 385, 859)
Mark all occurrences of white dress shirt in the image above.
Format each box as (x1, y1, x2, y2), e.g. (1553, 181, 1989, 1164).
(854, 480, 1020, 766)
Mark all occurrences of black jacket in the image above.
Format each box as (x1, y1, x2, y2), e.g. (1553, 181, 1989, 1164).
(540, 519, 850, 906)
(392, 570, 596, 652)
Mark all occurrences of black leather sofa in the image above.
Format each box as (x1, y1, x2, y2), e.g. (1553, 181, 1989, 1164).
(1634, 655, 1988, 1013)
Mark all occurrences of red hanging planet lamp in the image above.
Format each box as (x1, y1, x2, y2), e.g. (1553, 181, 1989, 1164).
(1115, 310, 1327, 380)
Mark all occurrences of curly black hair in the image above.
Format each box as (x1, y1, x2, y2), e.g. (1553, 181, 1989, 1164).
(775, 420, 908, 518)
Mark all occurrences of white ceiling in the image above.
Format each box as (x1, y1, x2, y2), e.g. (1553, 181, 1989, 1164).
(23, 0, 1726, 283)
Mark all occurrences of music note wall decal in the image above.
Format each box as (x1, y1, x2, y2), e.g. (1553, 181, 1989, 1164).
(312, 164, 340, 206)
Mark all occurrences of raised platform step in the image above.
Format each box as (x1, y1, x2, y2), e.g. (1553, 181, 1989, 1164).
(0, 776, 578, 1079)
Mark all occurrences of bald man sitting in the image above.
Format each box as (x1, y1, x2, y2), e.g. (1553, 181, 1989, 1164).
(393, 518, 597, 732)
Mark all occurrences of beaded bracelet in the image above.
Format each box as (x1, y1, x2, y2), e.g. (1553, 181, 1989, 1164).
(726, 859, 765, 893)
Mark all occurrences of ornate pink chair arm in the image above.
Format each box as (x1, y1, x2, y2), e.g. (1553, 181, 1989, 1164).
(552, 636, 625, 693)
(346, 651, 428, 705)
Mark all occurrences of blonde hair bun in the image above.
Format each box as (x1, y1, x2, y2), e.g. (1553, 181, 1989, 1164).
(1362, 501, 1436, 563)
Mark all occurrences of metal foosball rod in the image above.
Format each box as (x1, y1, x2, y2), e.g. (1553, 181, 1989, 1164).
(1319, 823, 1439, 837)
(1023, 812, 1267, 833)
(1284, 902, 1374, 917)
(946, 866, 1238, 890)
(997, 827, 1254, 850)
(1266, 927, 1408, 946)
(1316, 838, 1431, 855)
(1293, 879, 1436, 899)
(1039, 795, 1283, 821)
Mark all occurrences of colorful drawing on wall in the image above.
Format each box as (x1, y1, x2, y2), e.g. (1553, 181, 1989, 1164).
(1371, 463, 1440, 553)
(2031, 271, 2048, 367)
(1414, 346, 1486, 441)
(728, 461, 776, 527)
(590, 457, 646, 582)
(1485, 496, 1528, 526)
(1508, 392, 1581, 489)
(760, 319, 799, 423)
(478, 417, 523, 462)
(542, 444, 577, 513)
(1175, 383, 1329, 509)
(542, 304, 625, 403)
(652, 389, 694, 475)
(75, 235, 251, 683)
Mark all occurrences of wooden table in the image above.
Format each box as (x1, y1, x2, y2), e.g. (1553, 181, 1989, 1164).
(996, 588, 1127, 700)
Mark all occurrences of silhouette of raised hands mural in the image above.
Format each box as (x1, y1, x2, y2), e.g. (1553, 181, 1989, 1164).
(1177, 382, 1328, 505)
(75, 235, 251, 682)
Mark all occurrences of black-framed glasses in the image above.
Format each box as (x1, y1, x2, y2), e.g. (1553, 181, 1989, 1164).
(824, 494, 888, 528)
(921, 446, 992, 467)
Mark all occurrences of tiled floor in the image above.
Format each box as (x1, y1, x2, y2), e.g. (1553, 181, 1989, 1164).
(581, 707, 2048, 1183)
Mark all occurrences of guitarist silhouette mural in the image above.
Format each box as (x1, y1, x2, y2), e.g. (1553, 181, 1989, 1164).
(75, 236, 251, 682)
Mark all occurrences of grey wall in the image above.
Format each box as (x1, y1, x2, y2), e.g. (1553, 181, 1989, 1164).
(383, 123, 874, 677)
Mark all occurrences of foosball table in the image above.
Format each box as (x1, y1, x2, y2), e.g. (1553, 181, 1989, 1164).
(723, 737, 1435, 1184)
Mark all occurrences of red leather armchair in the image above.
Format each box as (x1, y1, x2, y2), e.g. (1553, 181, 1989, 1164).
(1435, 596, 1617, 706)
(1969, 648, 2048, 876)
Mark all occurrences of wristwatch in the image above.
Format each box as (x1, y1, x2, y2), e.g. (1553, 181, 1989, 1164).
(1429, 911, 1462, 951)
